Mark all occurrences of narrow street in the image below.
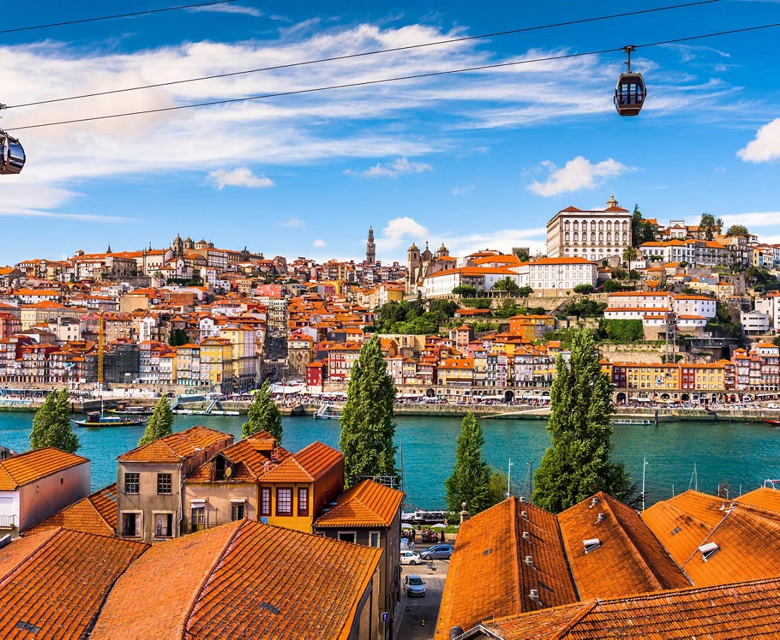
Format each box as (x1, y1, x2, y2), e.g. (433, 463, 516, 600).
(395, 560, 449, 640)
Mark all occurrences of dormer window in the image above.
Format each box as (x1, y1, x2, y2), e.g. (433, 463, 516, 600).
(214, 455, 226, 481)
(583, 538, 601, 554)
(699, 542, 719, 561)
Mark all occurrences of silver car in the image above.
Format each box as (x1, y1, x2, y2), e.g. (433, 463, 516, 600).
(404, 574, 426, 597)
(420, 544, 453, 560)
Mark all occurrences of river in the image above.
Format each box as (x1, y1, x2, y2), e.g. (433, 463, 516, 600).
(1, 413, 779, 509)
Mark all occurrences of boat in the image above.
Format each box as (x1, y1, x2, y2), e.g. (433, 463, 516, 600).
(314, 403, 342, 420)
(763, 419, 780, 427)
(613, 418, 652, 426)
(71, 411, 148, 428)
(108, 405, 154, 416)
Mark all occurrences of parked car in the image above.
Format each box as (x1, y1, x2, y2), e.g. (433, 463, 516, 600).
(404, 574, 426, 597)
(768, 403, 780, 409)
(400, 550, 421, 565)
(420, 544, 454, 560)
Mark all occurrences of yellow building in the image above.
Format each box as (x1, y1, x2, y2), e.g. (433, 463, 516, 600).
(622, 363, 680, 391)
(437, 358, 474, 386)
(199, 337, 235, 393)
(692, 363, 726, 391)
(218, 325, 257, 392)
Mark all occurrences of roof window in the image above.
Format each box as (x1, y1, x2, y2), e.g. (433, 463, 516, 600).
(583, 538, 601, 554)
(699, 542, 719, 561)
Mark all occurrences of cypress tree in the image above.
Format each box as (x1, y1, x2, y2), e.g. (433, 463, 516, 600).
(444, 412, 492, 514)
(339, 335, 397, 483)
(30, 389, 79, 453)
(242, 379, 283, 443)
(29, 390, 57, 450)
(532, 329, 630, 513)
(138, 395, 175, 446)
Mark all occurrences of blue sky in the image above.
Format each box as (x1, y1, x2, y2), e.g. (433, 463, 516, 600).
(1, 0, 780, 265)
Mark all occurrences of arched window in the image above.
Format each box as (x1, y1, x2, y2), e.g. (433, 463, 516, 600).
(590, 221, 596, 231)
(573, 220, 579, 230)
(606, 220, 613, 231)
(622, 220, 628, 230)
(573, 232, 579, 242)
(606, 232, 612, 243)
(591, 232, 596, 243)
(623, 232, 628, 243)
(564, 232, 570, 242)
(564, 220, 570, 230)
(598, 232, 603, 242)
(598, 220, 604, 231)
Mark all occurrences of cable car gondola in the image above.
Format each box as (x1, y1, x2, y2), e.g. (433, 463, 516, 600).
(0, 129, 26, 174)
(614, 45, 646, 117)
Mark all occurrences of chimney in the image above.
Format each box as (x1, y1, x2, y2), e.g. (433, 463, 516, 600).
(459, 502, 470, 524)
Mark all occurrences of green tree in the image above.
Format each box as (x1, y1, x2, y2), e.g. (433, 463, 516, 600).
(513, 247, 530, 262)
(622, 246, 639, 270)
(242, 379, 283, 443)
(138, 396, 174, 446)
(599, 319, 644, 342)
(628, 269, 640, 280)
(517, 286, 533, 298)
(494, 299, 520, 318)
(532, 330, 631, 513)
(699, 213, 717, 241)
(631, 205, 658, 247)
(573, 284, 594, 295)
(339, 336, 397, 483)
(726, 224, 750, 238)
(452, 285, 477, 298)
(611, 267, 627, 280)
(487, 467, 511, 506)
(493, 277, 520, 295)
(603, 279, 621, 292)
(444, 412, 492, 514)
(30, 389, 79, 453)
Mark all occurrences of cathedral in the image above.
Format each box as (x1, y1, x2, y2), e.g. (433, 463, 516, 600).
(405, 241, 451, 294)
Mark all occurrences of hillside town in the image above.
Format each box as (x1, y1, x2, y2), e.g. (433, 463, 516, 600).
(1, 198, 779, 409)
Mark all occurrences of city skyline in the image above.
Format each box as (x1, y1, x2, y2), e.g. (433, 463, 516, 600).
(2, 0, 780, 265)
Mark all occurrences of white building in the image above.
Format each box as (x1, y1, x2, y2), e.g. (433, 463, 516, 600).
(755, 293, 780, 329)
(606, 292, 672, 310)
(514, 257, 597, 295)
(421, 267, 520, 298)
(742, 310, 771, 335)
(546, 196, 632, 262)
(0, 448, 90, 536)
(673, 294, 717, 319)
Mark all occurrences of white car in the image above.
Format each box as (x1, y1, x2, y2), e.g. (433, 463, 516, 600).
(400, 550, 421, 565)
(768, 403, 779, 409)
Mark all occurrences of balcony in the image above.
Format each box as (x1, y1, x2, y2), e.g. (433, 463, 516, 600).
(0, 514, 16, 529)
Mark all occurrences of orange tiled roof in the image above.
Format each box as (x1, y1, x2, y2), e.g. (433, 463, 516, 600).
(484, 575, 780, 639)
(314, 479, 404, 528)
(0, 447, 89, 490)
(117, 425, 233, 463)
(434, 497, 578, 640)
(641, 493, 717, 566)
(261, 440, 343, 483)
(0, 528, 147, 639)
(557, 492, 690, 600)
(735, 487, 780, 512)
(23, 483, 117, 537)
(186, 433, 292, 484)
(91, 520, 382, 640)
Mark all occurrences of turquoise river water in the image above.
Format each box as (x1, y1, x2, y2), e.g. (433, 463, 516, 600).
(1, 413, 779, 509)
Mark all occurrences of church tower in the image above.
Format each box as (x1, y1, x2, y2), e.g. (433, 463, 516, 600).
(366, 227, 376, 264)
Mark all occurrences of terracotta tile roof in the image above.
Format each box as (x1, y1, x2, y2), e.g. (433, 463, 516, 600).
(484, 575, 780, 638)
(23, 483, 117, 538)
(117, 425, 233, 463)
(314, 480, 404, 528)
(0, 528, 147, 639)
(434, 497, 578, 640)
(641, 496, 715, 566)
(558, 492, 689, 600)
(0, 447, 89, 490)
(186, 434, 292, 484)
(649, 489, 729, 528)
(680, 503, 780, 587)
(735, 487, 780, 512)
(91, 520, 382, 640)
(261, 441, 343, 483)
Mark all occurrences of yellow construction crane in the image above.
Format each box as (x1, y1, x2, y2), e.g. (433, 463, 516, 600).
(98, 311, 104, 387)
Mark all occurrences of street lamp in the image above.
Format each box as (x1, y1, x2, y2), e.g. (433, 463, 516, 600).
(507, 458, 514, 499)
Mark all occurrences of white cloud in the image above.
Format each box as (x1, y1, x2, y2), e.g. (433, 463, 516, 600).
(277, 217, 306, 227)
(721, 211, 780, 228)
(378, 216, 429, 251)
(452, 185, 475, 196)
(440, 227, 547, 258)
(312, 239, 326, 247)
(188, 3, 262, 17)
(207, 167, 275, 190)
(738, 119, 780, 163)
(348, 157, 433, 179)
(527, 156, 627, 197)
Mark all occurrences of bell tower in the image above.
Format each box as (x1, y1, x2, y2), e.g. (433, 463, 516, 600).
(366, 227, 376, 264)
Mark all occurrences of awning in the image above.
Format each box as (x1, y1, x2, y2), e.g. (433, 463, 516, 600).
(230, 498, 247, 504)
(190, 499, 206, 505)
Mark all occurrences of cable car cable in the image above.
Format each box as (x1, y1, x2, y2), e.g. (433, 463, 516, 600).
(3, 0, 723, 111)
(0, 0, 237, 36)
(7, 19, 780, 132)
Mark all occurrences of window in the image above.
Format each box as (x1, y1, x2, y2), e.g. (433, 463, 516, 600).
(231, 502, 245, 521)
(154, 513, 173, 538)
(157, 473, 172, 495)
(191, 506, 206, 531)
(338, 532, 356, 544)
(124, 473, 139, 494)
(276, 488, 292, 516)
(122, 512, 141, 537)
(369, 532, 380, 548)
(287, 483, 307, 517)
